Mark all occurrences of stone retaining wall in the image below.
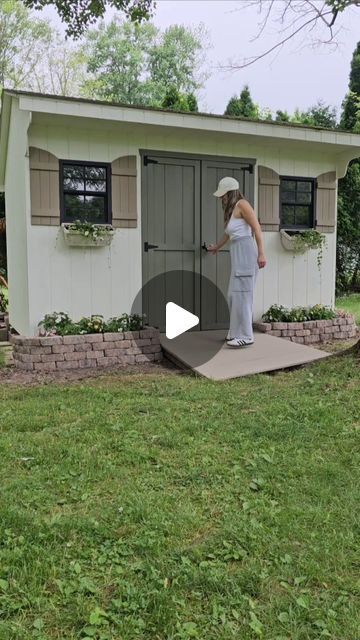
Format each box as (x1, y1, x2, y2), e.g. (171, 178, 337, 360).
(11, 327, 163, 371)
(254, 315, 357, 344)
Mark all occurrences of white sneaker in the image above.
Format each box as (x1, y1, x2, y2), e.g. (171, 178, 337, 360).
(227, 337, 254, 347)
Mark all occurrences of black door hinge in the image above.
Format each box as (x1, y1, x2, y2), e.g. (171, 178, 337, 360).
(143, 156, 159, 166)
(144, 241, 159, 252)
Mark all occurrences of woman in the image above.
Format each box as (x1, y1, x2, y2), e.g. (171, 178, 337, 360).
(208, 176, 266, 347)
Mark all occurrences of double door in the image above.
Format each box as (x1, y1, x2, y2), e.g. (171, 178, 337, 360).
(141, 152, 254, 331)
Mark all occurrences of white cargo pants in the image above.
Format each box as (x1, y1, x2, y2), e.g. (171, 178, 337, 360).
(228, 236, 259, 341)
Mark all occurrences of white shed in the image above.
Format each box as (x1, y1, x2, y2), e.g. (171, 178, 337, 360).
(1, 88, 360, 336)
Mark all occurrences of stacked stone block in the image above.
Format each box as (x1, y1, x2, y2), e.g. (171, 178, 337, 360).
(11, 327, 163, 371)
(253, 315, 357, 344)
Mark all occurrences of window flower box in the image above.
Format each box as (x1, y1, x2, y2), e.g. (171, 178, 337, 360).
(280, 228, 326, 268)
(280, 229, 307, 254)
(62, 222, 114, 247)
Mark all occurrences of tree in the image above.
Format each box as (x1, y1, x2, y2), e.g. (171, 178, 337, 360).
(149, 24, 209, 104)
(161, 87, 198, 112)
(22, 0, 154, 39)
(224, 85, 259, 119)
(80, 19, 157, 105)
(31, 35, 87, 95)
(80, 18, 208, 107)
(0, 0, 52, 92)
(222, 0, 360, 70)
(340, 43, 360, 130)
(336, 41, 360, 298)
(287, 100, 337, 127)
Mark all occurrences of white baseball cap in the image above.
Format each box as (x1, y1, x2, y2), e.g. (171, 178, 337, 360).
(213, 176, 240, 197)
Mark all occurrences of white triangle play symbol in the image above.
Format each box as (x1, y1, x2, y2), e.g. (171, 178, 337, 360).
(166, 302, 199, 339)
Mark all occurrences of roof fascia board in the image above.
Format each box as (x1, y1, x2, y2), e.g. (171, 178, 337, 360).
(0, 92, 13, 189)
(17, 93, 360, 150)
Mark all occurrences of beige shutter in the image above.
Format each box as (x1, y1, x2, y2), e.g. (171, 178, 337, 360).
(315, 171, 336, 233)
(257, 165, 280, 231)
(111, 156, 137, 228)
(29, 147, 60, 226)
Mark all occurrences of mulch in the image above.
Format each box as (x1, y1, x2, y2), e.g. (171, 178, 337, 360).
(0, 357, 186, 387)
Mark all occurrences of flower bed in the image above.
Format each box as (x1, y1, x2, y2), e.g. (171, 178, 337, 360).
(11, 327, 163, 371)
(254, 313, 357, 344)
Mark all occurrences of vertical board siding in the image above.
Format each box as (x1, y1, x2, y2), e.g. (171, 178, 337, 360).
(24, 121, 337, 333)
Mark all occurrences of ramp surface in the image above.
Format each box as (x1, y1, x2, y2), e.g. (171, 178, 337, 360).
(160, 330, 330, 380)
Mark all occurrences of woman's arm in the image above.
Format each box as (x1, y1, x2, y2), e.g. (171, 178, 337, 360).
(236, 200, 267, 268)
(207, 233, 229, 255)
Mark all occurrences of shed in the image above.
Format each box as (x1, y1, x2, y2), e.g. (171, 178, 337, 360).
(1, 88, 360, 336)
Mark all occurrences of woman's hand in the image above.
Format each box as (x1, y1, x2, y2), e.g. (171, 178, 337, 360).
(258, 253, 266, 269)
(207, 243, 219, 255)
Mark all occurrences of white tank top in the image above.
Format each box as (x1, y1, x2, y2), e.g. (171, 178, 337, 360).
(225, 214, 252, 240)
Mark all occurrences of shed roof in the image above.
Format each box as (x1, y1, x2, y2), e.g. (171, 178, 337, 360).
(1, 88, 360, 186)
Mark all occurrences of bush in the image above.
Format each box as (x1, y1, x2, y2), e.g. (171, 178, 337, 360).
(262, 303, 337, 323)
(38, 312, 146, 336)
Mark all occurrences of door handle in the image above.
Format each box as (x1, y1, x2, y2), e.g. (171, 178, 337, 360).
(202, 242, 208, 252)
(144, 242, 159, 252)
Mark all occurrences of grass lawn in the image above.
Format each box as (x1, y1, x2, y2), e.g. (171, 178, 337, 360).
(336, 293, 360, 326)
(0, 353, 359, 640)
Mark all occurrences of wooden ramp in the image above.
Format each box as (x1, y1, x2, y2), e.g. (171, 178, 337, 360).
(160, 330, 330, 380)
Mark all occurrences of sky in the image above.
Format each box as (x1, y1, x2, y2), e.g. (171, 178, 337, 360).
(41, 0, 360, 120)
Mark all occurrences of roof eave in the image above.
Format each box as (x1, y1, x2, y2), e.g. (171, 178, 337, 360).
(12, 90, 360, 150)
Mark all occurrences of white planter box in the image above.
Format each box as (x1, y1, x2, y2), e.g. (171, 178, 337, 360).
(62, 223, 114, 247)
(280, 229, 307, 254)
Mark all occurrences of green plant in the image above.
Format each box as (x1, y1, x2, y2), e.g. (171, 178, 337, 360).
(0, 288, 8, 313)
(37, 311, 77, 336)
(103, 313, 145, 333)
(291, 229, 327, 268)
(64, 219, 113, 240)
(77, 314, 105, 334)
(262, 303, 337, 323)
(37, 311, 146, 336)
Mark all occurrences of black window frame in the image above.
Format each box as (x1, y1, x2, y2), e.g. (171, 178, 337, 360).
(59, 159, 112, 225)
(279, 176, 316, 230)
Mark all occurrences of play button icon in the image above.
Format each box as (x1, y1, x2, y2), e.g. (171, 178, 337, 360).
(166, 302, 199, 339)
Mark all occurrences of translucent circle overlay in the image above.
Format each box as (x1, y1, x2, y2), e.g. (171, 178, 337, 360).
(131, 269, 229, 367)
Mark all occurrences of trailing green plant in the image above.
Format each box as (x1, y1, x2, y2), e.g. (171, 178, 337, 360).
(262, 303, 337, 323)
(38, 311, 146, 336)
(291, 230, 326, 269)
(64, 219, 114, 240)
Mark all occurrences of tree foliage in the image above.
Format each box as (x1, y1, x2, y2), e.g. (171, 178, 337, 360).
(22, 0, 154, 39)
(0, 0, 52, 91)
(224, 85, 259, 119)
(337, 43, 360, 294)
(80, 18, 208, 107)
(161, 87, 198, 112)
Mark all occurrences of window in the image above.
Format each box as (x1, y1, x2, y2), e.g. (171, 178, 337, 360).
(60, 161, 111, 224)
(280, 177, 315, 229)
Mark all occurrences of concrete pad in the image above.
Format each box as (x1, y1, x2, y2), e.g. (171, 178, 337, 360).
(160, 330, 330, 380)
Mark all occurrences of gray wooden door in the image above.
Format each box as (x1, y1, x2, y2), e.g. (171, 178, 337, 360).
(142, 153, 254, 331)
(142, 154, 201, 331)
(200, 160, 254, 330)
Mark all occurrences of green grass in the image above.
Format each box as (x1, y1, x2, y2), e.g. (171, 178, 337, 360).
(336, 293, 360, 325)
(0, 354, 359, 639)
